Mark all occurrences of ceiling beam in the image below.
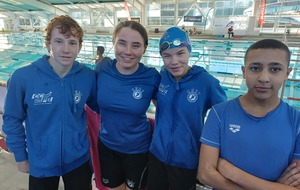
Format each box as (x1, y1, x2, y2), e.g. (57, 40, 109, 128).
(61, 0, 91, 12)
(0, 1, 30, 12)
(23, 0, 68, 15)
(126, 0, 142, 12)
(92, 0, 115, 12)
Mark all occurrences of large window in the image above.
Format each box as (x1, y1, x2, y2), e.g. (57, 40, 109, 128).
(145, 0, 300, 34)
(146, 0, 252, 27)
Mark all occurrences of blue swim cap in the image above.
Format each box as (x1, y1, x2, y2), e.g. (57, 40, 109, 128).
(159, 27, 192, 55)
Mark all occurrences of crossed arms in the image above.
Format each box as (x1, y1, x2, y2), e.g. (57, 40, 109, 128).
(198, 144, 300, 190)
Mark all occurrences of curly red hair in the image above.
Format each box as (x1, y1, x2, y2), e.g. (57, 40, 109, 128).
(44, 15, 83, 47)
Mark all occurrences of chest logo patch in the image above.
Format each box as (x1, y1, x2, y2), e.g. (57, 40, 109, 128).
(74, 91, 82, 104)
(229, 124, 241, 133)
(32, 92, 53, 105)
(187, 89, 200, 103)
(132, 87, 144, 99)
(159, 83, 169, 95)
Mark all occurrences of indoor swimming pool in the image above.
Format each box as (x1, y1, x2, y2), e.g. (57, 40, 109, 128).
(0, 32, 299, 109)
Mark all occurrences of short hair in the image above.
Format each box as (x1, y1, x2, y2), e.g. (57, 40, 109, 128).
(112, 20, 148, 47)
(97, 46, 105, 54)
(245, 39, 291, 66)
(44, 15, 83, 47)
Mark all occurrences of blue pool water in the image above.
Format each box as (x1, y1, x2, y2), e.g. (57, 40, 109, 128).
(0, 32, 299, 109)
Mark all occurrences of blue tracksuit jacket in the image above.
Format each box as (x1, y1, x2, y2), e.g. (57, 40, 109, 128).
(3, 55, 98, 177)
(150, 65, 227, 169)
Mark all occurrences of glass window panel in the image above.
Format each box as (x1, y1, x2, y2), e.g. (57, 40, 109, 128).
(233, 8, 246, 15)
(161, 17, 174, 25)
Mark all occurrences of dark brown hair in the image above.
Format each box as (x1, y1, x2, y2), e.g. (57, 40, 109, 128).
(112, 20, 148, 47)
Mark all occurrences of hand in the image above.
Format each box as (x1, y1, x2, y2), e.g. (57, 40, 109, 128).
(17, 160, 29, 173)
(277, 162, 300, 187)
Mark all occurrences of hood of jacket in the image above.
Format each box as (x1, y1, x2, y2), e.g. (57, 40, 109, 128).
(32, 55, 85, 78)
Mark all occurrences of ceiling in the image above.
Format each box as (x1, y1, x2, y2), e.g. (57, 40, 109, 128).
(1, 0, 299, 24)
(0, 0, 126, 11)
(0, 0, 146, 18)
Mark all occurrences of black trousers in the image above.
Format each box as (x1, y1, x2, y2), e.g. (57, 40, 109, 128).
(147, 153, 197, 190)
(29, 160, 92, 190)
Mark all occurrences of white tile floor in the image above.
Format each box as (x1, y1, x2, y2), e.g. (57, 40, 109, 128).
(0, 151, 105, 189)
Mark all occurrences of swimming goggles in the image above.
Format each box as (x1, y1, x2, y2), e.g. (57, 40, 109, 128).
(160, 38, 188, 52)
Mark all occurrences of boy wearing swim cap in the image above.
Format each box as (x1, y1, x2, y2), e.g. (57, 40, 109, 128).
(147, 26, 227, 190)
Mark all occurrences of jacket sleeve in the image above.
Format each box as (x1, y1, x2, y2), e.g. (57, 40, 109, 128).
(2, 71, 28, 162)
(210, 77, 227, 106)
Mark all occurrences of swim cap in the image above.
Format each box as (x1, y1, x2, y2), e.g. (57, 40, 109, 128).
(159, 27, 192, 55)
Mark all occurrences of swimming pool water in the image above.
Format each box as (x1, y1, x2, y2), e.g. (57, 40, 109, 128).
(0, 32, 299, 109)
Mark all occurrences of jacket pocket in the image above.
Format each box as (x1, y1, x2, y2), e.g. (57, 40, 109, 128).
(64, 128, 90, 164)
(29, 134, 61, 169)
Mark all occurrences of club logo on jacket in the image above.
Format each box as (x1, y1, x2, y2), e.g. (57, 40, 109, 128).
(32, 92, 53, 105)
(187, 89, 200, 103)
(159, 83, 169, 95)
(74, 90, 82, 104)
(132, 87, 144, 99)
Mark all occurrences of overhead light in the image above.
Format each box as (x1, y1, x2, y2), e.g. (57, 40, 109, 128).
(88, 5, 96, 8)
(5, 0, 22, 5)
(67, 5, 79, 9)
(0, 14, 7, 18)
